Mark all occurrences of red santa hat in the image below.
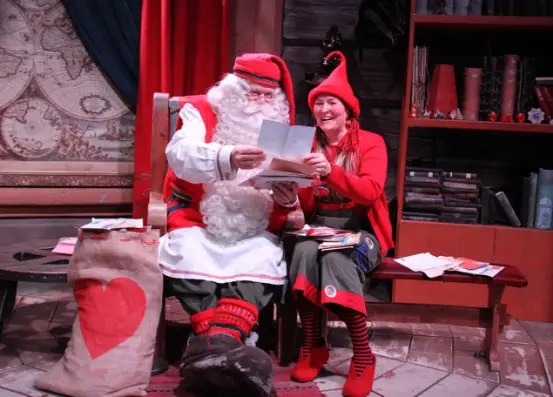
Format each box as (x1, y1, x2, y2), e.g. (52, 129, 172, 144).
(233, 53, 296, 125)
(307, 51, 360, 118)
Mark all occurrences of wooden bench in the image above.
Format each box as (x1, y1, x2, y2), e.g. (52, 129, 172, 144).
(0, 240, 70, 335)
(277, 257, 528, 371)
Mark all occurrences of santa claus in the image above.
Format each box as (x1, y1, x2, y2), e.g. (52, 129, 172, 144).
(158, 54, 298, 396)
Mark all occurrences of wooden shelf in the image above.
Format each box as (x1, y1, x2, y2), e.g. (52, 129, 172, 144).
(407, 118, 553, 134)
(399, 219, 553, 235)
(412, 15, 553, 30)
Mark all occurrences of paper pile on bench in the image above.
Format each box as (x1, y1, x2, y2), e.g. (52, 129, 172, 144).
(395, 252, 504, 278)
(80, 218, 145, 230)
(51, 218, 146, 255)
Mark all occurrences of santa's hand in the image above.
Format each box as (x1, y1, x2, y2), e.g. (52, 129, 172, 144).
(301, 153, 332, 178)
(231, 145, 266, 170)
(178, 103, 206, 135)
(272, 182, 299, 207)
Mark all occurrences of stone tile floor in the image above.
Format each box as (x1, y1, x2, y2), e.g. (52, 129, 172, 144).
(0, 281, 552, 397)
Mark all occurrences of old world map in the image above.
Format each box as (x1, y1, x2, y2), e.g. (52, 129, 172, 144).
(0, 0, 133, 163)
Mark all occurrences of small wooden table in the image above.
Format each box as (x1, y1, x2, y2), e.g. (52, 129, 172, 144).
(0, 239, 69, 335)
(278, 257, 528, 371)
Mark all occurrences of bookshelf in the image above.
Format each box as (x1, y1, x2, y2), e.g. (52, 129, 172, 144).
(394, 1, 553, 322)
(407, 118, 553, 133)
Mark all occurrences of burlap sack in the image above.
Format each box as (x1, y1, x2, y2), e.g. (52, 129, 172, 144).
(35, 229, 162, 397)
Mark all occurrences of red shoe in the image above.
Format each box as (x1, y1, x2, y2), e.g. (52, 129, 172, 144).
(342, 355, 377, 397)
(290, 345, 329, 382)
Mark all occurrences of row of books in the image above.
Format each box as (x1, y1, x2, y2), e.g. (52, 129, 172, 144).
(410, 51, 549, 124)
(402, 167, 481, 224)
(521, 168, 553, 229)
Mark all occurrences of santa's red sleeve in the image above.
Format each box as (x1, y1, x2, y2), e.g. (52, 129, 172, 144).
(267, 201, 300, 234)
(324, 133, 387, 206)
(298, 186, 316, 224)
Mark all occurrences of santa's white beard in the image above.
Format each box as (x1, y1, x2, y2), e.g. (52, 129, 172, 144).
(199, 76, 290, 244)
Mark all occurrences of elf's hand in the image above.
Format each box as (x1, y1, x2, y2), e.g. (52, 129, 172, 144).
(301, 153, 331, 178)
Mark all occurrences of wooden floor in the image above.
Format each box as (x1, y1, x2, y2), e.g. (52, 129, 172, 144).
(0, 282, 552, 397)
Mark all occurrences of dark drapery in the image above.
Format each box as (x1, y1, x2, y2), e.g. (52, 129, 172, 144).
(63, 0, 142, 112)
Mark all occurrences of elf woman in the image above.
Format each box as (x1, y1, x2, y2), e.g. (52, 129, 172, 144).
(289, 51, 394, 397)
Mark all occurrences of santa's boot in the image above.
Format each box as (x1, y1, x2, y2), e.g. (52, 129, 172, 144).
(184, 339, 276, 397)
(178, 344, 277, 397)
(181, 298, 257, 372)
(178, 308, 217, 376)
(291, 295, 329, 382)
(181, 299, 275, 397)
(189, 308, 216, 336)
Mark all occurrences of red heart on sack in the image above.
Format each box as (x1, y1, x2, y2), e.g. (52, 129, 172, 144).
(74, 277, 147, 359)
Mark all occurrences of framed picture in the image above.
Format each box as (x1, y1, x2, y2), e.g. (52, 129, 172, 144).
(0, 0, 134, 217)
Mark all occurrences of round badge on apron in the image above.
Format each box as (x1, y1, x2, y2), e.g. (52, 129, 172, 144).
(365, 237, 374, 250)
(324, 285, 337, 298)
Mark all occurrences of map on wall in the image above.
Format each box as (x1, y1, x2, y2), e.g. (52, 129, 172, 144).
(0, 0, 134, 164)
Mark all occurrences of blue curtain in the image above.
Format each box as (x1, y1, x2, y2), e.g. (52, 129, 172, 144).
(63, 0, 142, 113)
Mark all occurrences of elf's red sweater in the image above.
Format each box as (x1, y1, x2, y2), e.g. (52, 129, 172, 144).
(298, 129, 394, 254)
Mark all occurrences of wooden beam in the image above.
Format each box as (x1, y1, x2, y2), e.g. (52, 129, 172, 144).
(0, 161, 133, 176)
(0, 188, 132, 206)
(0, 205, 132, 218)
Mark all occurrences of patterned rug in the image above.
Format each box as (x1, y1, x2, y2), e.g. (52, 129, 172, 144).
(147, 365, 324, 397)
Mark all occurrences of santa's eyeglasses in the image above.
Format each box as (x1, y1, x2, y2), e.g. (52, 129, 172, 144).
(247, 90, 274, 103)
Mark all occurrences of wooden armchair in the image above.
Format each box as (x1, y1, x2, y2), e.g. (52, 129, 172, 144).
(147, 93, 183, 375)
(147, 92, 180, 235)
(147, 93, 294, 375)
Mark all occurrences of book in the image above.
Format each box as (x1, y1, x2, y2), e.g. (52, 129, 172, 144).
(534, 168, 553, 230)
(52, 237, 78, 255)
(494, 191, 521, 227)
(239, 119, 316, 189)
(286, 225, 351, 242)
(241, 170, 314, 189)
(528, 172, 538, 227)
(319, 233, 362, 251)
(536, 77, 553, 86)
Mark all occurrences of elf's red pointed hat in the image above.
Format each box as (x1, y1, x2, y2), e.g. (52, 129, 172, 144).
(308, 51, 360, 118)
(233, 53, 296, 125)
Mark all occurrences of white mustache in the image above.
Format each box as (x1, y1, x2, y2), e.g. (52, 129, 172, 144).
(243, 102, 279, 118)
